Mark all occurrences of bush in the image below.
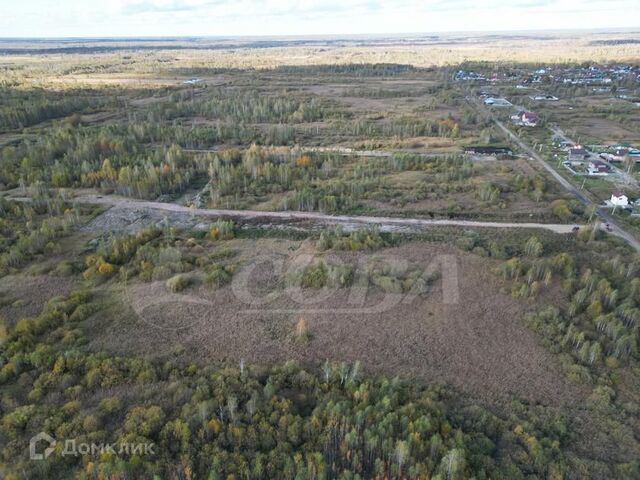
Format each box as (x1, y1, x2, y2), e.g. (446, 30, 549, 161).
(288, 259, 353, 289)
(204, 264, 233, 288)
(55, 260, 77, 276)
(166, 274, 191, 293)
(550, 199, 571, 220)
(208, 220, 235, 240)
(318, 227, 388, 251)
(524, 236, 544, 257)
(152, 265, 173, 281)
(366, 257, 435, 295)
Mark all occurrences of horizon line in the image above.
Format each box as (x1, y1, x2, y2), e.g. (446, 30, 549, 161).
(1, 27, 639, 41)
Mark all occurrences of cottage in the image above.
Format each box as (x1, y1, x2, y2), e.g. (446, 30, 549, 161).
(611, 148, 630, 161)
(510, 111, 538, 127)
(601, 146, 640, 162)
(611, 192, 629, 207)
(568, 146, 589, 161)
(588, 160, 610, 175)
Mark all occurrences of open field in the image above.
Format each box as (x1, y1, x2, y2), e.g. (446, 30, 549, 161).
(91, 237, 582, 406)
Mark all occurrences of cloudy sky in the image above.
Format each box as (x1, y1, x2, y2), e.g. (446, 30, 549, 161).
(1, 0, 638, 37)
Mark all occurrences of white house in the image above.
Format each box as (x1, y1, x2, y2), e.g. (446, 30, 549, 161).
(531, 94, 559, 101)
(510, 111, 539, 127)
(611, 192, 629, 207)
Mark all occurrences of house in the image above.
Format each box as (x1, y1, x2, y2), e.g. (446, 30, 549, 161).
(531, 94, 558, 101)
(602, 146, 640, 162)
(568, 146, 589, 161)
(455, 70, 486, 81)
(484, 97, 512, 107)
(510, 111, 538, 127)
(610, 147, 630, 161)
(588, 160, 611, 175)
(611, 192, 629, 207)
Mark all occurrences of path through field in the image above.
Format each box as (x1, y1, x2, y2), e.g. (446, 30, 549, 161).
(56, 193, 588, 234)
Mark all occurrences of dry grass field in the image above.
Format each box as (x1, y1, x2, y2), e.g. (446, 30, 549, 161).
(78, 236, 582, 406)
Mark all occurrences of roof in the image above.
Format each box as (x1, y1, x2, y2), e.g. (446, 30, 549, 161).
(612, 191, 626, 197)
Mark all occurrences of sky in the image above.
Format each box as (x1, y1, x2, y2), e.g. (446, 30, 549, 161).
(1, 0, 639, 38)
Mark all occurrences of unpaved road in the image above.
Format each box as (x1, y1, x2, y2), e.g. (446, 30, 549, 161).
(178, 146, 452, 158)
(55, 193, 585, 234)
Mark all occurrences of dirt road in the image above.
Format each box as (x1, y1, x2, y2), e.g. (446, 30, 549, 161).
(51, 193, 584, 234)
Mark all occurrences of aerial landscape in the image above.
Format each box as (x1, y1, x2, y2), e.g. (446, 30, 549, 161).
(1, 2, 640, 479)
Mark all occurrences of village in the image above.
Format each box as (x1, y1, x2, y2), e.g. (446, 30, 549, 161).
(459, 63, 640, 220)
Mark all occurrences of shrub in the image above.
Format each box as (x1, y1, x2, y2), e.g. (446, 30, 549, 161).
(455, 235, 476, 251)
(550, 199, 571, 220)
(204, 264, 233, 288)
(55, 260, 77, 276)
(301, 262, 328, 288)
(166, 274, 191, 293)
(152, 265, 173, 281)
(318, 227, 387, 251)
(288, 259, 353, 289)
(98, 262, 116, 275)
(524, 236, 543, 257)
(477, 183, 500, 203)
(366, 257, 435, 295)
(208, 220, 235, 240)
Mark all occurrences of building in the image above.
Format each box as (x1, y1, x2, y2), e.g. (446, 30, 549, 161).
(568, 146, 589, 161)
(611, 146, 640, 161)
(455, 70, 486, 81)
(464, 146, 513, 156)
(611, 192, 629, 207)
(531, 94, 558, 101)
(588, 160, 611, 175)
(510, 111, 539, 127)
(484, 97, 512, 107)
